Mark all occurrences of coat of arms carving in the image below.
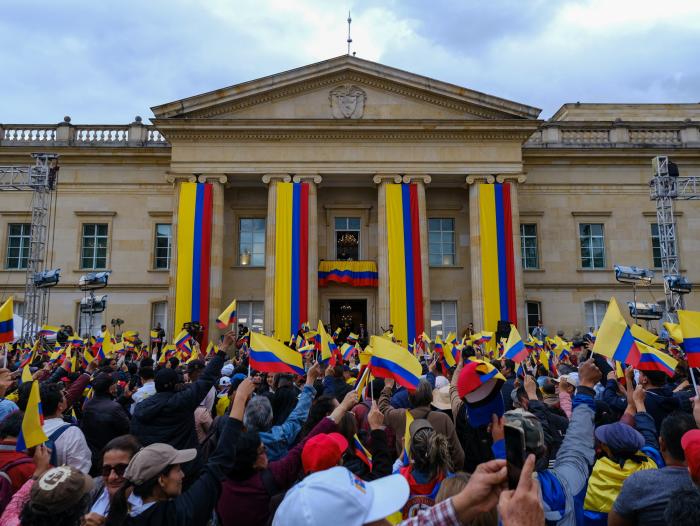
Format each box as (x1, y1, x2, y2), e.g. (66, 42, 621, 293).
(329, 85, 366, 119)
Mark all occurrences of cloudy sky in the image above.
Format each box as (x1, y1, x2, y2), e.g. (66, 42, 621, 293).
(2, 0, 699, 123)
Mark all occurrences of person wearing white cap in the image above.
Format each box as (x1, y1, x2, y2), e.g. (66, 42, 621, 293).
(272, 457, 541, 526)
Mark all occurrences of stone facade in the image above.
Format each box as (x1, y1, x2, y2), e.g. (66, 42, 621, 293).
(1, 56, 699, 340)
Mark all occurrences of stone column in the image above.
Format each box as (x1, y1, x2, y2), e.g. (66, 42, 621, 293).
(496, 174, 528, 330)
(198, 174, 228, 338)
(466, 174, 527, 331)
(261, 174, 291, 335)
(373, 174, 403, 333)
(293, 174, 322, 325)
(164, 173, 198, 339)
(403, 174, 432, 335)
(465, 175, 495, 332)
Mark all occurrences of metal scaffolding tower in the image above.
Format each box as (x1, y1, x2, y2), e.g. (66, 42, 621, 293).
(0, 153, 59, 339)
(650, 156, 700, 321)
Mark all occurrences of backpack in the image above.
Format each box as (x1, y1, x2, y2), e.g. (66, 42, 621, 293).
(0, 457, 33, 512)
(46, 424, 74, 467)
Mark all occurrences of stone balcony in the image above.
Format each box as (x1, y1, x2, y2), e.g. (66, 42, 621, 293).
(0, 116, 170, 147)
(525, 120, 700, 148)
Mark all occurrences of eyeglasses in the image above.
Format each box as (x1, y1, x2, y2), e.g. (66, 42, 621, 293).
(101, 463, 128, 478)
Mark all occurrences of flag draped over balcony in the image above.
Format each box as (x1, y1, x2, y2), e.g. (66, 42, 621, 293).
(386, 183, 424, 347)
(274, 182, 309, 340)
(175, 182, 213, 343)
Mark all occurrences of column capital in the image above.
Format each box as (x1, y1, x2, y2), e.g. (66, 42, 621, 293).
(465, 174, 496, 185)
(495, 173, 527, 184)
(372, 174, 403, 184)
(402, 174, 432, 184)
(196, 174, 228, 184)
(165, 173, 198, 185)
(292, 173, 322, 184)
(262, 173, 292, 184)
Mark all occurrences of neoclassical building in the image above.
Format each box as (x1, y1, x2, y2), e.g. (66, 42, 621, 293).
(1, 55, 699, 342)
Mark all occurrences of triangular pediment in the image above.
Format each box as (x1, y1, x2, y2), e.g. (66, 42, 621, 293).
(151, 56, 541, 121)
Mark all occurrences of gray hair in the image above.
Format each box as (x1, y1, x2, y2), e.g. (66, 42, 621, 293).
(243, 396, 273, 432)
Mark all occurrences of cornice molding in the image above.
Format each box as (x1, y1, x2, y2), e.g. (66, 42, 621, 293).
(73, 211, 117, 217)
(570, 211, 613, 217)
(159, 129, 536, 142)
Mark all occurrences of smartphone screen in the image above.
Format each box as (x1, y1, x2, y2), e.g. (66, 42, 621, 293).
(505, 425, 526, 490)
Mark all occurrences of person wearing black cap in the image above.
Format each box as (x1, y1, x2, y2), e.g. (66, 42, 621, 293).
(81, 372, 131, 476)
(130, 333, 234, 481)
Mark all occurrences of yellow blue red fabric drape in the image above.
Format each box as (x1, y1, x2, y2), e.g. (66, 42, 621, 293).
(175, 182, 213, 343)
(478, 183, 517, 332)
(274, 182, 309, 341)
(318, 260, 378, 287)
(386, 183, 424, 347)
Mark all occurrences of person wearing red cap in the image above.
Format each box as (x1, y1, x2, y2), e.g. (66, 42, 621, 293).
(681, 429, 700, 486)
(302, 432, 348, 474)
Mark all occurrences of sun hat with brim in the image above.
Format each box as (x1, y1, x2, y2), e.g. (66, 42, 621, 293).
(29, 466, 94, 514)
(272, 466, 409, 526)
(124, 443, 197, 485)
(431, 384, 451, 411)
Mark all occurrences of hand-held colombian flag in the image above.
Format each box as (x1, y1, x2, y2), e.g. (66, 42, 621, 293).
(678, 310, 700, 367)
(0, 297, 14, 343)
(353, 434, 372, 469)
(21, 365, 33, 384)
(502, 324, 527, 363)
(249, 332, 305, 376)
(216, 299, 237, 330)
(401, 411, 414, 465)
(16, 381, 48, 451)
(592, 298, 640, 367)
(368, 336, 421, 391)
(636, 342, 678, 378)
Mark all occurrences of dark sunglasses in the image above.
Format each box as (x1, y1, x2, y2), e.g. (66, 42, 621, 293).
(101, 463, 128, 478)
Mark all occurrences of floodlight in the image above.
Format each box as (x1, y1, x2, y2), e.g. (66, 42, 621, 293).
(34, 268, 60, 288)
(627, 302, 663, 321)
(666, 275, 692, 294)
(78, 271, 110, 291)
(614, 265, 654, 285)
(80, 294, 108, 313)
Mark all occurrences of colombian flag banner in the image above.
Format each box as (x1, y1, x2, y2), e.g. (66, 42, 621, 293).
(386, 183, 424, 347)
(175, 182, 213, 343)
(478, 183, 517, 332)
(274, 182, 309, 340)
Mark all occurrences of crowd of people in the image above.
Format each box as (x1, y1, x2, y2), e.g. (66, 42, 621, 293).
(0, 319, 698, 526)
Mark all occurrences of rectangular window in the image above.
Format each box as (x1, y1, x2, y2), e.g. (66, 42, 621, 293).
(81, 223, 108, 270)
(335, 217, 360, 260)
(525, 301, 541, 335)
(651, 223, 662, 268)
(520, 224, 539, 269)
(151, 301, 168, 332)
(154, 224, 172, 270)
(238, 301, 265, 333)
(239, 218, 266, 266)
(579, 223, 605, 269)
(428, 218, 455, 266)
(5, 223, 31, 270)
(13, 301, 25, 318)
(430, 301, 457, 340)
(585, 301, 608, 331)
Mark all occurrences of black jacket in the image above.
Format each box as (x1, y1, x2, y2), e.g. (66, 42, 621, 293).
(130, 353, 225, 450)
(81, 394, 131, 473)
(644, 385, 682, 432)
(124, 418, 242, 526)
(527, 399, 568, 460)
(501, 374, 516, 411)
(342, 428, 393, 481)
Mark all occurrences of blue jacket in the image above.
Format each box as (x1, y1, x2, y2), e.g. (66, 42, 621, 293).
(260, 384, 316, 461)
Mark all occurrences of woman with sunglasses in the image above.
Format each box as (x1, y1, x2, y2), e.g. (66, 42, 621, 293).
(84, 435, 142, 524)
